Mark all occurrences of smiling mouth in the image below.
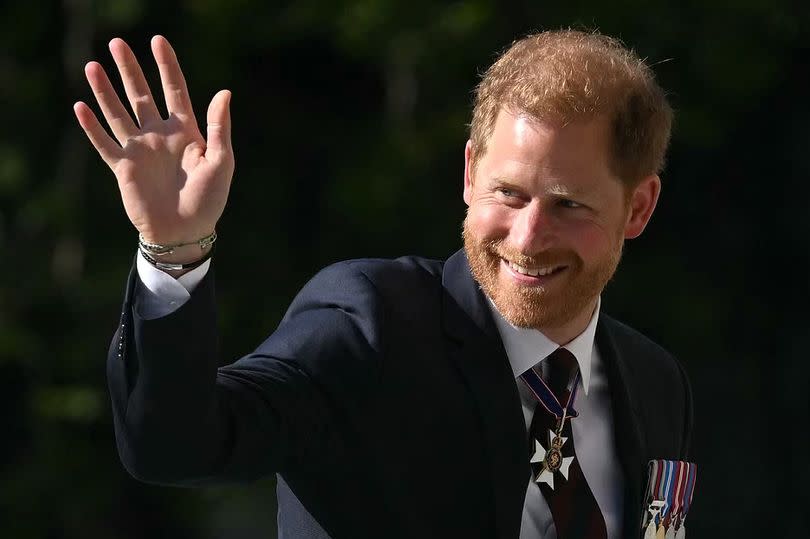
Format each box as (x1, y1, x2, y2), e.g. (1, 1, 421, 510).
(502, 259, 567, 279)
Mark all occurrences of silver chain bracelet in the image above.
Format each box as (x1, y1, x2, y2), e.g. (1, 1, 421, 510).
(138, 230, 217, 256)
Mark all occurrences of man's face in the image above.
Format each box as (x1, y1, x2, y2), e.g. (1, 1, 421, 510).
(462, 109, 659, 337)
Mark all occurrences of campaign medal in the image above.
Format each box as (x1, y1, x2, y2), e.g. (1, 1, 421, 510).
(643, 461, 670, 539)
(674, 462, 698, 539)
(665, 521, 677, 539)
(644, 500, 665, 539)
(665, 463, 687, 539)
(520, 360, 581, 491)
(658, 461, 679, 538)
(643, 460, 698, 539)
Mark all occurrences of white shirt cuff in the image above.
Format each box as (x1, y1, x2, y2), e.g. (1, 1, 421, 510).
(135, 250, 211, 320)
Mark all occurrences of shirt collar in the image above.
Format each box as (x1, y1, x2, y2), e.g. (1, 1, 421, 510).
(487, 297, 601, 395)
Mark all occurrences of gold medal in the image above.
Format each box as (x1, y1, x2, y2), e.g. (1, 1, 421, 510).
(656, 523, 666, 539)
(544, 435, 565, 472)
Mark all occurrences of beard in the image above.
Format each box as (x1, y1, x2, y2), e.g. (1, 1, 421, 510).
(462, 217, 623, 331)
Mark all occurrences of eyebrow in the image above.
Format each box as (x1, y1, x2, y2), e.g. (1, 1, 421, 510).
(490, 177, 586, 198)
(546, 183, 584, 198)
(489, 177, 524, 190)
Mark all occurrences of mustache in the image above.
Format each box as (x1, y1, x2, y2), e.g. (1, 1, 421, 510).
(483, 240, 576, 267)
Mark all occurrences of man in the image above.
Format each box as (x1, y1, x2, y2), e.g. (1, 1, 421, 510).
(75, 30, 692, 539)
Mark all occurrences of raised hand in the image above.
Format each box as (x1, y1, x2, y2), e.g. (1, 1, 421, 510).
(74, 35, 234, 252)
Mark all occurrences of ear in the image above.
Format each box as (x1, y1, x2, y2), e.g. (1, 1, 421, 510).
(463, 140, 474, 206)
(623, 174, 661, 239)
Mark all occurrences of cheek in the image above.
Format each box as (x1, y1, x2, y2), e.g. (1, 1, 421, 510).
(467, 204, 512, 239)
(558, 221, 618, 260)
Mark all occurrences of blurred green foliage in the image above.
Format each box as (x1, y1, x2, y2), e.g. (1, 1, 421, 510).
(1, 0, 808, 536)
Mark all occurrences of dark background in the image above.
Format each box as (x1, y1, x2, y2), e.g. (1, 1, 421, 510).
(1, 0, 808, 537)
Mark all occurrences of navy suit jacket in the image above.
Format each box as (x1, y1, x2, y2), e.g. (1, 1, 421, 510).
(108, 249, 693, 539)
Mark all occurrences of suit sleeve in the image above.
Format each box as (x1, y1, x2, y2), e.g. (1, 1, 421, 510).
(106, 260, 385, 486)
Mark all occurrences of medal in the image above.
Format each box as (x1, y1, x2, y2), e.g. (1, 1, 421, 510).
(642, 460, 698, 539)
(670, 514, 683, 539)
(674, 463, 698, 539)
(665, 464, 686, 539)
(643, 461, 672, 539)
(520, 361, 581, 491)
(530, 428, 575, 489)
(643, 500, 665, 539)
(659, 461, 679, 539)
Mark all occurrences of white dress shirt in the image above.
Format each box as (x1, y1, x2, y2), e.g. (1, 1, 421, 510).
(135, 251, 210, 319)
(136, 253, 624, 537)
(488, 298, 625, 539)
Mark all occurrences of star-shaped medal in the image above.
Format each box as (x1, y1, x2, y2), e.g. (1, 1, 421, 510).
(530, 429, 575, 490)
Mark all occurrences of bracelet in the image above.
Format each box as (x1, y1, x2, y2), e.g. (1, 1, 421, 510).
(138, 230, 217, 256)
(139, 242, 215, 271)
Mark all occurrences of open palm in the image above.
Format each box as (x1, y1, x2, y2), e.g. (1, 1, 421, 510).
(74, 35, 234, 246)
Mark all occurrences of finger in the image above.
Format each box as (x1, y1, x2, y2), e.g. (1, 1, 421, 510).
(73, 101, 124, 168)
(151, 35, 195, 120)
(205, 90, 232, 160)
(84, 61, 139, 145)
(108, 38, 162, 126)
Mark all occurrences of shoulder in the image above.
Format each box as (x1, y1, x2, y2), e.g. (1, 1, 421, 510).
(275, 255, 447, 402)
(299, 255, 444, 301)
(328, 255, 443, 283)
(600, 313, 690, 392)
(600, 314, 694, 456)
(284, 254, 445, 325)
(600, 315, 681, 368)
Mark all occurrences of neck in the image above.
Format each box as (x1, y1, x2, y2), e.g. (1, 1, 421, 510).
(537, 297, 599, 345)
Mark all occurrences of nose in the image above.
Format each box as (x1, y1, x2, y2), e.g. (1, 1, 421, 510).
(509, 201, 556, 255)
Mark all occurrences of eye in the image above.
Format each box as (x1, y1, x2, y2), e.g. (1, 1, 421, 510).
(559, 199, 584, 209)
(496, 188, 519, 198)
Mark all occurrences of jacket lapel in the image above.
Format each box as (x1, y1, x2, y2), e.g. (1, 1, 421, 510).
(441, 250, 528, 539)
(596, 316, 647, 538)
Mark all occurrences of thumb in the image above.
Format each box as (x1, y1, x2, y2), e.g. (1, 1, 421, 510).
(205, 89, 232, 159)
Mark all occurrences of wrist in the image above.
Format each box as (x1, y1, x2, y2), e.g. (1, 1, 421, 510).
(146, 243, 213, 265)
(139, 230, 217, 256)
(137, 231, 217, 277)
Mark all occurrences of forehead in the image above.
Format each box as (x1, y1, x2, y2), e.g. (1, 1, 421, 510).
(481, 109, 616, 187)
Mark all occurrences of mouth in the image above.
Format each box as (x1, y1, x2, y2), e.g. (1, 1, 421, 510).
(501, 258, 568, 284)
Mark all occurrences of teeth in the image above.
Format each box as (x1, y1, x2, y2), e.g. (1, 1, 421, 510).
(508, 261, 559, 277)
